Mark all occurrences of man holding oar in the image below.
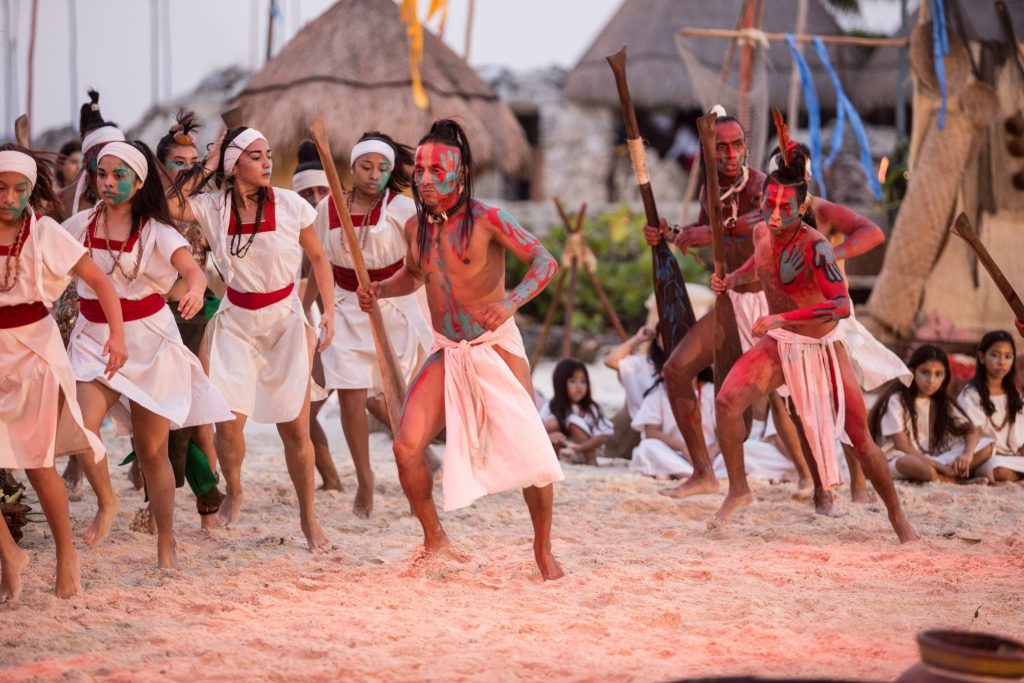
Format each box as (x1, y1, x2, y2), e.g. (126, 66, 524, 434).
(358, 119, 564, 580)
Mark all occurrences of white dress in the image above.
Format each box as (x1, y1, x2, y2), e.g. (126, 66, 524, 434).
(190, 188, 317, 423)
(630, 382, 716, 477)
(0, 213, 104, 468)
(539, 401, 614, 438)
(64, 209, 232, 435)
(314, 190, 432, 392)
(958, 385, 1024, 476)
(617, 354, 658, 419)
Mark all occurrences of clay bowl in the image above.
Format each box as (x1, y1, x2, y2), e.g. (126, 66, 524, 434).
(916, 630, 1024, 678)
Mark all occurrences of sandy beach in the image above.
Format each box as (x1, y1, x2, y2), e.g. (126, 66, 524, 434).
(2, 382, 1022, 682)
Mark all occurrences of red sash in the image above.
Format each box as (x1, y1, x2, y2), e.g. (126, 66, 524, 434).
(79, 293, 165, 323)
(332, 260, 403, 292)
(0, 301, 48, 329)
(226, 282, 294, 310)
(227, 188, 278, 236)
(86, 213, 147, 251)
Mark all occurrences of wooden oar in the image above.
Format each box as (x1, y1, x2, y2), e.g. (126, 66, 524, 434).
(951, 212, 1024, 321)
(309, 116, 408, 432)
(607, 45, 696, 353)
(221, 107, 244, 129)
(14, 115, 29, 147)
(696, 113, 746, 394)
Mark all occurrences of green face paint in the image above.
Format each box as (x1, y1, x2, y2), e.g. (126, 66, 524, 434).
(374, 160, 392, 193)
(101, 163, 136, 205)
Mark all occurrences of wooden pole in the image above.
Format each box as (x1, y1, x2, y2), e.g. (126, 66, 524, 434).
(150, 0, 159, 106)
(737, 0, 757, 125)
(309, 117, 408, 432)
(786, 0, 809, 132)
(677, 27, 909, 48)
(529, 269, 565, 370)
(463, 0, 475, 62)
(67, 0, 78, 126)
(950, 213, 1024, 321)
(265, 0, 275, 63)
(561, 259, 579, 358)
(24, 0, 38, 142)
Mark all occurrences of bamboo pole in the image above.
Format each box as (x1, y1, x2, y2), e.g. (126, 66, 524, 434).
(25, 0, 38, 142)
(529, 269, 565, 370)
(677, 27, 909, 48)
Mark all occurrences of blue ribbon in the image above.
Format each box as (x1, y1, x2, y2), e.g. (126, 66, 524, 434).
(812, 37, 883, 199)
(785, 34, 827, 199)
(933, 0, 949, 130)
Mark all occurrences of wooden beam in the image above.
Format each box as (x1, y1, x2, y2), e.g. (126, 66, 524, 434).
(678, 27, 909, 48)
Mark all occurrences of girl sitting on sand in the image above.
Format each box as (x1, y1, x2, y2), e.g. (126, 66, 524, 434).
(541, 358, 613, 466)
(630, 366, 715, 479)
(603, 324, 659, 420)
(958, 330, 1024, 485)
(869, 345, 992, 484)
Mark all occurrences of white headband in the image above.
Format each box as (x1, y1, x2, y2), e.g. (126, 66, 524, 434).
(0, 150, 38, 189)
(82, 125, 124, 154)
(224, 128, 268, 176)
(99, 141, 149, 184)
(350, 139, 395, 168)
(292, 169, 328, 193)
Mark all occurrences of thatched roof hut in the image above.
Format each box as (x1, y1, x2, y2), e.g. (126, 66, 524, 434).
(231, 0, 528, 182)
(852, 2, 1024, 113)
(564, 0, 855, 111)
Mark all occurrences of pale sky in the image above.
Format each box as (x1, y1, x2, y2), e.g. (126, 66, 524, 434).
(0, 0, 905, 137)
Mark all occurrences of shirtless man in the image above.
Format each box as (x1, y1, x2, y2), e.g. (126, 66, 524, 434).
(358, 119, 564, 580)
(710, 147, 918, 543)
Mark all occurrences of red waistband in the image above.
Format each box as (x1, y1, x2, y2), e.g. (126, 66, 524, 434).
(0, 301, 49, 329)
(226, 282, 294, 310)
(79, 293, 166, 324)
(332, 260, 403, 292)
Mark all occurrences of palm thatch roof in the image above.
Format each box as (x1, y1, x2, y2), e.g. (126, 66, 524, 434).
(564, 0, 857, 111)
(231, 0, 528, 177)
(852, 1, 1024, 113)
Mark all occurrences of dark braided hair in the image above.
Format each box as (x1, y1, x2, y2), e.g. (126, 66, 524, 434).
(969, 330, 1023, 426)
(412, 119, 473, 259)
(0, 142, 59, 216)
(354, 130, 414, 193)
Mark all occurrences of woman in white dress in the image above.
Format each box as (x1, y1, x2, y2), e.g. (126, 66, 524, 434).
(302, 131, 432, 517)
(65, 141, 232, 568)
(0, 145, 125, 601)
(168, 126, 336, 552)
(959, 331, 1024, 483)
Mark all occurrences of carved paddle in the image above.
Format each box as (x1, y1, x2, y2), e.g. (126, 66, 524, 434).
(951, 212, 1024, 321)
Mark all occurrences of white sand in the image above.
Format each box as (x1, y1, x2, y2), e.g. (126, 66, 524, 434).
(3, 396, 1023, 681)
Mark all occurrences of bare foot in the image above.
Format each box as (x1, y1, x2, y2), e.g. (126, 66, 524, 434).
(850, 486, 876, 503)
(84, 496, 120, 547)
(534, 545, 564, 581)
(709, 491, 754, 529)
(302, 518, 331, 554)
(791, 477, 814, 501)
(352, 476, 374, 519)
(892, 515, 921, 544)
(414, 538, 469, 565)
(217, 487, 243, 528)
(157, 534, 180, 570)
(814, 489, 842, 517)
(127, 460, 144, 491)
(958, 477, 990, 486)
(54, 550, 81, 598)
(659, 474, 720, 499)
(0, 546, 30, 604)
(319, 478, 343, 492)
(200, 513, 219, 532)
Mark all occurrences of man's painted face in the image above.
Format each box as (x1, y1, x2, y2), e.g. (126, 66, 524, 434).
(715, 121, 746, 179)
(414, 142, 461, 211)
(0, 171, 31, 223)
(761, 182, 802, 233)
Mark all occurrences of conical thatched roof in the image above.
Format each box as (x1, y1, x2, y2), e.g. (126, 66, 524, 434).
(231, 0, 528, 177)
(564, 0, 856, 111)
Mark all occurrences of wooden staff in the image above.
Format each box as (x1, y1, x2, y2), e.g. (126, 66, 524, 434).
(309, 117, 407, 432)
(606, 45, 697, 353)
(14, 115, 29, 147)
(951, 213, 1024, 321)
(696, 113, 746, 394)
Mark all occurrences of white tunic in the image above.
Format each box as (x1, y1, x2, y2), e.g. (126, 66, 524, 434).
(0, 213, 104, 468)
(958, 385, 1024, 476)
(190, 188, 316, 423)
(314, 191, 432, 392)
(539, 402, 614, 438)
(617, 354, 658, 419)
(629, 381, 716, 477)
(64, 209, 232, 434)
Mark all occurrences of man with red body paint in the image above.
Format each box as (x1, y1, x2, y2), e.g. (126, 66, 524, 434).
(358, 120, 564, 580)
(710, 150, 919, 543)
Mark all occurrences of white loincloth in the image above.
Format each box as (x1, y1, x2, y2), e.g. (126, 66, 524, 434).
(838, 310, 911, 391)
(888, 437, 995, 480)
(767, 326, 850, 489)
(431, 318, 564, 511)
(727, 289, 770, 353)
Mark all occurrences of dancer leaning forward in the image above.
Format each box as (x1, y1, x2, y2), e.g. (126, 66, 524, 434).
(358, 120, 565, 579)
(64, 141, 233, 568)
(709, 136, 918, 544)
(168, 126, 336, 552)
(0, 145, 125, 600)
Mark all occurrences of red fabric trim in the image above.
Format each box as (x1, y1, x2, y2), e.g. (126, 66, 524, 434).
(327, 192, 396, 230)
(0, 220, 31, 256)
(331, 259, 403, 292)
(227, 187, 278, 236)
(0, 301, 48, 328)
(86, 213, 147, 251)
(225, 282, 294, 310)
(79, 292, 165, 323)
